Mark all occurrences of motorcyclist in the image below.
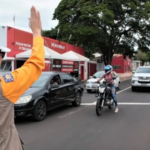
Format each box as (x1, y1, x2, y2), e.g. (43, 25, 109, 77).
(96, 65, 119, 113)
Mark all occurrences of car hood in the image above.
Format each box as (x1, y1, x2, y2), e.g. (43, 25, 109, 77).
(134, 73, 150, 77)
(87, 78, 104, 83)
(22, 88, 42, 96)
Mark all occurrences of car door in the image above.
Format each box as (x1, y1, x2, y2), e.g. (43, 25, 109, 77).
(47, 74, 67, 109)
(61, 73, 76, 103)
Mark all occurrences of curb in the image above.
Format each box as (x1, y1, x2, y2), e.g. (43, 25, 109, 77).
(120, 77, 132, 82)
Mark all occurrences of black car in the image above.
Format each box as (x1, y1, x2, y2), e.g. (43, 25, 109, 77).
(13, 72, 84, 121)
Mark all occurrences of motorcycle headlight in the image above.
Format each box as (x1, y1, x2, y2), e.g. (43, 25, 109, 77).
(16, 95, 32, 104)
(132, 76, 138, 81)
(132, 76, 138, 79)
(99, 87, 105, 93)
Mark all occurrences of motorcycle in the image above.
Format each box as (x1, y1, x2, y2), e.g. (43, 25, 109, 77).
(95, 77, 116, 116)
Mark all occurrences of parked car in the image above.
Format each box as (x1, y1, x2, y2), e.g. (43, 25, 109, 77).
(86, 71, 120, 93)
(0, 71, 84, 121)
(131, 66, 150, 91)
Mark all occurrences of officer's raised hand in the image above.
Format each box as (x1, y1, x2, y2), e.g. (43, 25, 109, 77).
(29, 6, 41, 37)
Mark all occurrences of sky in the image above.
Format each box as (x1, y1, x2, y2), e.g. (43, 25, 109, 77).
(0, 0, 61, 32)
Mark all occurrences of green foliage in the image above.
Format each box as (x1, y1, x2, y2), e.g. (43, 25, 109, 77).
(47, 0, 150, 65)
(135, 50, 148, 65)
(42, 28, 61, 40)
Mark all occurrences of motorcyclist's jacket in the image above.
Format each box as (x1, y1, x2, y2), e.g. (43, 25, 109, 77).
(0, 37, 45, 150)
(104, 73, 114, 85)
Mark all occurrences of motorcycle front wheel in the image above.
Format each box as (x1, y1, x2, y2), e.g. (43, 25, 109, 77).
(96, 98, 103, 116)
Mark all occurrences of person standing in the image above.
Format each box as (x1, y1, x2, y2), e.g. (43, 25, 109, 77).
(0, 6, 45, 150)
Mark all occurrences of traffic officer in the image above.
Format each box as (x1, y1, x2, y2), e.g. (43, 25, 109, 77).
(0, 6, 45, 150)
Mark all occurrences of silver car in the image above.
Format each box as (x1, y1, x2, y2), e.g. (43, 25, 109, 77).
(131, 66, 150, 91)
(86, 71, 120, 93)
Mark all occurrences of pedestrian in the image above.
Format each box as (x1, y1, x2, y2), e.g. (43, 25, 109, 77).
(0, 6, 45, 150)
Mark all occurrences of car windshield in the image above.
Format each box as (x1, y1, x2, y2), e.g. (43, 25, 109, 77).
(30, 74, 50, 88)
(93, 71, 105, 78)
(136, 68, 150, 73)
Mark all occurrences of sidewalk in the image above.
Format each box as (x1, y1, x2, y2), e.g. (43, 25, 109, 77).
(118, 72, 133, 82)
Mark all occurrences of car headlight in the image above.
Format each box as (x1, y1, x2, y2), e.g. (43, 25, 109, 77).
(132, 76, 138, 79)
(86, 81, 90, 84)
(16, 95, 32, 104)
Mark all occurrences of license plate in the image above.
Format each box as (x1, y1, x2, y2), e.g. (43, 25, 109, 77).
(141, 83, 147, 85)
(92, 85, 98, 88)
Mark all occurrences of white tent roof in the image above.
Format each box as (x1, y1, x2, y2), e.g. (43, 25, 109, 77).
(61, 51, 90, 61)
(16, 46, 66, 60)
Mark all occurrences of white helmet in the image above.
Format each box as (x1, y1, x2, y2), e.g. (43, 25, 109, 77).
(0, 46, 11, 59)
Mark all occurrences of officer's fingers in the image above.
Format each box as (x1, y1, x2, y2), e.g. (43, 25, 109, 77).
(37, 11, 41, 23)
(31, 6, 36, 19)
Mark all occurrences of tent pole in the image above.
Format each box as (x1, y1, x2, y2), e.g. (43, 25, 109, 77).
(89, 61, 90, 78)
(49, 58, 51, 71)
(79, 61, 80, 79)
(51, 59, 53, 71)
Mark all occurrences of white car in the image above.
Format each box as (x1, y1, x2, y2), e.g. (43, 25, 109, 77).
(86, 71, 120, 93)
(131, 66, 150, 91)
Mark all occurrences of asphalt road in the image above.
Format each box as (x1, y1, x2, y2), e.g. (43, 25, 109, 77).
(16, 80, 150, 150)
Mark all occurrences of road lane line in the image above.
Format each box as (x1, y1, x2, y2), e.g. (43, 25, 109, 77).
(82, 86, 131, 105)
(59, 86, 132, 118)
(81, 102, 150, 106)
(118, 103, 150, 105)
(58, 108, 84, 118)
(116, 86, 131, 94)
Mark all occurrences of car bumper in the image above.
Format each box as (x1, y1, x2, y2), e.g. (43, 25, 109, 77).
(86, 84, 99, 90)
(15, 103, 34, 117)
(131, 80, 150, 87)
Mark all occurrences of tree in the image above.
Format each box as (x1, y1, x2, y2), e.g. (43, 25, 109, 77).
(135, 50, 148, 65)
(42, 28, 62, 40)
(146, 51, 150, 63)
(52, 0, 150, 65)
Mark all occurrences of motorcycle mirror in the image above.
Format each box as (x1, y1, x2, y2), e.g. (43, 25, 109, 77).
(112, 76, 116, 80)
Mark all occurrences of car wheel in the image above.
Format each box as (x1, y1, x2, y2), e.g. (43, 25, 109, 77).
(87, 89, 91, 93)
(72, 92, 82, 106)
(131, 86, 136, 92)
(33, 101, 47, 121)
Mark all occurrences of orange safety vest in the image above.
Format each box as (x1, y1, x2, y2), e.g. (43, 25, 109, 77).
(0, 37, 45, 150)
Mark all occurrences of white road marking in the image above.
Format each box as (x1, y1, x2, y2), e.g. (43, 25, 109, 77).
(116, 86, 131, 94)
(59, 86, 137, 118)
(82, 86, 131, 105)
(58, 108, 83, 118)
(81, 102, 150, 106)
(118, 103, 150, 105)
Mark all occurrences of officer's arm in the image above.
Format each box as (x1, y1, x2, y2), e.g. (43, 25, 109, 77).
(1, 36, 45, 103)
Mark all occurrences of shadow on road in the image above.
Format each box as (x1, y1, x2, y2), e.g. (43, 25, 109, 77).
(132, 87, 150, 93)
(15, 104, 84, 124)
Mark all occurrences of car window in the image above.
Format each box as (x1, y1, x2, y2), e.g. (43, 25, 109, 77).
(93, 71, 105, 78)
(136, 68, 150, 73)
(30, 75, 50, 88)
(50, 75, 61, 85)
(61, 73, 73, 84)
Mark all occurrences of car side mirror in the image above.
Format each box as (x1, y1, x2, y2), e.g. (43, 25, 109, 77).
(132, 71, 135, 74)
(51, 84, 59, 89)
